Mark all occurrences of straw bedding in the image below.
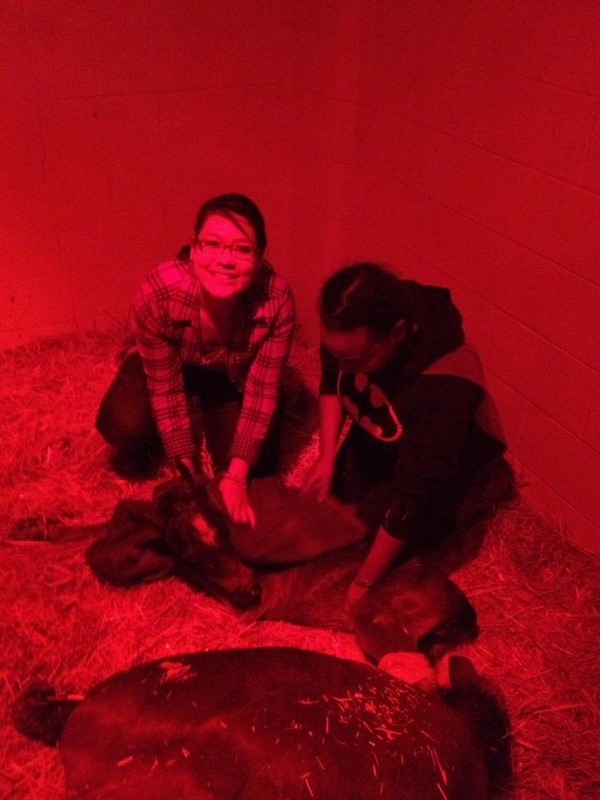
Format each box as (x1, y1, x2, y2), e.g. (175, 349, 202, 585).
(1, 330, 599, 800)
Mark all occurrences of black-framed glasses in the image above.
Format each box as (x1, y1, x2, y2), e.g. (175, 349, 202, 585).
(196, 238, 257, 261)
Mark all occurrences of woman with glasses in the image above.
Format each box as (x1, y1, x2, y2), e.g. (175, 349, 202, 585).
(97, 193, 296, 527)
(304, 262, 513, 607)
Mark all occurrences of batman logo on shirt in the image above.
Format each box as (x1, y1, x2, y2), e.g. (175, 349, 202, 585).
(337, 372, 403, 442)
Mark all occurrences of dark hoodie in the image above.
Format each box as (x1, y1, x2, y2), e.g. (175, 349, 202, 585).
(319, 281, 507, 544)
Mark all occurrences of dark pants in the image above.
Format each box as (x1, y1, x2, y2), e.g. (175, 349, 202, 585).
(332, 422, 514, 558)
(96, 353, 281, 476)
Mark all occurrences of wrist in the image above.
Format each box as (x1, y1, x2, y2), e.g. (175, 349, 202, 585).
(226, 457, 250, 479)
(221, 471, 247, 488)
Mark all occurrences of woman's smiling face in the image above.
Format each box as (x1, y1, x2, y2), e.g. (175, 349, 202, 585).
(191, 212, 260, 300)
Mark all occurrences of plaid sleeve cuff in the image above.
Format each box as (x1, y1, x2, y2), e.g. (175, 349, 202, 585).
(229, 433, 263, 466)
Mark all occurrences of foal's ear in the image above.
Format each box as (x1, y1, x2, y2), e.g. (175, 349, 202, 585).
(175, 459, 208, 493)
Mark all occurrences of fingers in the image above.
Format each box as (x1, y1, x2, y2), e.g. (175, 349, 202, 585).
(302, 465, 333, 501)
(219, 479, 256, 528)
(228, 496, 256, 528)
(245, 503, 257, 529)
(345, 582, 368, 614)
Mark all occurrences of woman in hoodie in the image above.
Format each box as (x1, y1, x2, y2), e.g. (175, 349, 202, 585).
(304, 263, 513, 607)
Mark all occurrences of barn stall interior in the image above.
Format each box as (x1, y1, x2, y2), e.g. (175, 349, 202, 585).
(1, 1, 599, 799)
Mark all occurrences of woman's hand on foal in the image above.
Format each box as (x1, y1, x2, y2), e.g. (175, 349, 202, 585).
(219, 475, 257, 529)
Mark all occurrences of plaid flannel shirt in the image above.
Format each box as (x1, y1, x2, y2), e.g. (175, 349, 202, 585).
(132, 259, 296, 464)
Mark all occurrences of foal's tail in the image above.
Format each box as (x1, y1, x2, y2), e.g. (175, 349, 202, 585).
(12, 681, 82, 747)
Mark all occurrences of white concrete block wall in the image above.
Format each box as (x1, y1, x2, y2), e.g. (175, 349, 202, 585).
(0, 0, 293, 348)
(284, 1, 600, 554)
